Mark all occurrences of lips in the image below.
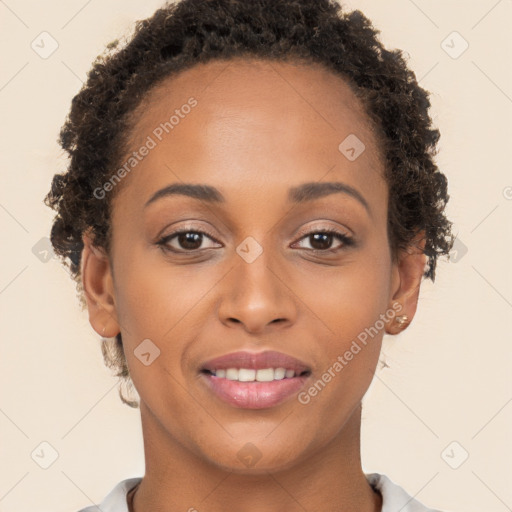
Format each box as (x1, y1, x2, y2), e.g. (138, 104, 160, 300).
(199, 350, 312, 409)
(200, 350, 311, 374)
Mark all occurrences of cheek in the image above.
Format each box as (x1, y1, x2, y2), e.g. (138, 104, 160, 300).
(300, 255, 391, 345)
(112, 252, 225, 389)
(296, 272, 386, 429)
(112, 258, 204, 424)
(114, 248, 219, 338)
(296, 248, 391, 395)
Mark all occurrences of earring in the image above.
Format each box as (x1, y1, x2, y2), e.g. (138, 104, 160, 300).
(395, 315, 409, 328)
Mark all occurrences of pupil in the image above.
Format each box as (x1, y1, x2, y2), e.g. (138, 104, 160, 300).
(311, 233, 331, 250)
(179, 232, 202, 249)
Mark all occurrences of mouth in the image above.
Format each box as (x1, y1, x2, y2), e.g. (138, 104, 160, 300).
(199, 350, 312, 409)
(200, 367, 310, 380)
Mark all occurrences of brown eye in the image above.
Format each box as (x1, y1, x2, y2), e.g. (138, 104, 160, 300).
(157, 230, 222, 253)
(293, 229, 354, 253)
(176, 232, 203, 250)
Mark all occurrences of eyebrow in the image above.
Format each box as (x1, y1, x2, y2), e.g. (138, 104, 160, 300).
(144, 181, 370, 214)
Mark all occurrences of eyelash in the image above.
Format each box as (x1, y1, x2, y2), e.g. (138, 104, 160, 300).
(156, 227, 355, 255)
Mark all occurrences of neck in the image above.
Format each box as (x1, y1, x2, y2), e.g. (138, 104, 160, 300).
(133, 402, 382, 512)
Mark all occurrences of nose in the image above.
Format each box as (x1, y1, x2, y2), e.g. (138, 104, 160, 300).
(216, 252, 298, 334)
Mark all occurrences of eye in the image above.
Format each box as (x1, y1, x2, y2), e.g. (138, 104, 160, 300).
(292, 229, 354, 253)
(156, 229, 222, 253)
(156, 227, 355, 255)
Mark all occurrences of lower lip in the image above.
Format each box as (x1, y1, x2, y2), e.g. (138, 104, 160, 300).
(200, 372, 310, 409)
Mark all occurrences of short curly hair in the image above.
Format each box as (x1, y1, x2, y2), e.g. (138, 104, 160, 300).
(44, 0, 454, 407)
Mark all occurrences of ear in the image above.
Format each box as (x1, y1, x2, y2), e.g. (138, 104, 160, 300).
(385, 230, 428, 335)
(81, 229, 120, 338)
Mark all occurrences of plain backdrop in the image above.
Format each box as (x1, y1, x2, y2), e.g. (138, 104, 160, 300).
(1, 1, 511, 511)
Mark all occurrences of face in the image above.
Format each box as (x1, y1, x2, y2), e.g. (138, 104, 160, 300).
(82, 58, 425, 473)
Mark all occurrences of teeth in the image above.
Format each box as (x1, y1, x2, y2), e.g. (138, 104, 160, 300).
(255, 368, 274, 382)
(226, 368, 239, 380)
(210, 367, 299, 381)
(273, 368, 286, 380)
(239, 369, 256, 381)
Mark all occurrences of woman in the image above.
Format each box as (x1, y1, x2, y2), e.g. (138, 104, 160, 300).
(45, 0, 454, 510)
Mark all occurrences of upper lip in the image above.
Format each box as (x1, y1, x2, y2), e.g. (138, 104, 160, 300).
(200, 350, 311, 374)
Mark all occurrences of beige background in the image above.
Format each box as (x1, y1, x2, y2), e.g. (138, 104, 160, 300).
(1, 1, 511, 511)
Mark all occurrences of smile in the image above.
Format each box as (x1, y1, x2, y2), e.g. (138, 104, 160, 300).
(204, 367, 307, 381)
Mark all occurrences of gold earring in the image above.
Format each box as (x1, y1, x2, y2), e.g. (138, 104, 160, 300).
(395, 315, 409, 328)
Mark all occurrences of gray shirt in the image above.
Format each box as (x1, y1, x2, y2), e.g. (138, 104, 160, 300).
(77, 473, 447, 512)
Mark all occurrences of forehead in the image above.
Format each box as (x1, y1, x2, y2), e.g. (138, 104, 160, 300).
(128, 57, 381, 152)
(113, 57, 386, 213)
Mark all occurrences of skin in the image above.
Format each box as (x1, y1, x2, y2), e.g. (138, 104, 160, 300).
(81, 58, 427, 512)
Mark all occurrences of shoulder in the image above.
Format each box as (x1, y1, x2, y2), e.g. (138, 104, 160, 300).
(366, 472, 450, 512)
(76, 477, 142, 512)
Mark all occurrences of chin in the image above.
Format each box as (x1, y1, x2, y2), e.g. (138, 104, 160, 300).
(210, 452, 303, 475)
(198, 438, 308, 476)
